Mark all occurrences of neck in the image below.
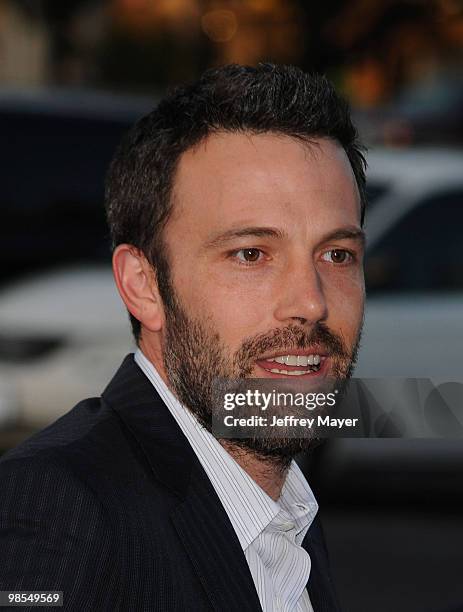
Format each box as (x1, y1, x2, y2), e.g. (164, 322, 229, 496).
(220, 440, 290, 501)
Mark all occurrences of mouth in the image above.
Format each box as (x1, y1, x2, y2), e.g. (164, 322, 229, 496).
(255, 350, 329, 378)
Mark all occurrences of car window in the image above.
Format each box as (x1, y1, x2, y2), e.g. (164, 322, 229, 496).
(365, 190, 463, 292)
(0, 110, 132, 285)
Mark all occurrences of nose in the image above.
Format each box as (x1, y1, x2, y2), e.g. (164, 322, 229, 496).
(273, 259, 328, 326)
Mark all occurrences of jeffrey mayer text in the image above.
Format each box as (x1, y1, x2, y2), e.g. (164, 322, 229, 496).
(223, 415, 359, 428)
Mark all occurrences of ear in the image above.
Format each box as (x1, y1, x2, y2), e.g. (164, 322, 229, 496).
(112, 244, 165, 333)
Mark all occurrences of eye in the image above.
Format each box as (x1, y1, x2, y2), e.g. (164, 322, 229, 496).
(235, 248, 264, 264)
(322, 249, 353, 264)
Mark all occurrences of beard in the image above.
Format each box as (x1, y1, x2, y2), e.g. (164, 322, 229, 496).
(160, 266, 362, 470)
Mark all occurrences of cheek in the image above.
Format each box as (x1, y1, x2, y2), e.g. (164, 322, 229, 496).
(206, 280, 273, 342)
(324, 271, 365, 336)
(179, 267, 276, 347)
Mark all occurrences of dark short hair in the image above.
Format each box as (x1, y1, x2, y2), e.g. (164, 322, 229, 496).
(105, 63, 366, 342)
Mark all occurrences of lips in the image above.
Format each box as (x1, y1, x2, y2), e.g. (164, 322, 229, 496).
(255, 350, 329, 378)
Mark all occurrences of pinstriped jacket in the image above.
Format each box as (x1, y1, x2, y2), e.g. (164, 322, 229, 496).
(0, 355, 342, 611)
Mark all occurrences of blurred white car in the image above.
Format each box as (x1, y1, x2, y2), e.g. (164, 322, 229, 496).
(0, 147, 462, 428)
(0, 267, 133, 426)
(356, 148, 463, 382)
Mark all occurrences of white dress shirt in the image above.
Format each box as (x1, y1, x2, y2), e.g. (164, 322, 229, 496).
(135, 349, 318, 612)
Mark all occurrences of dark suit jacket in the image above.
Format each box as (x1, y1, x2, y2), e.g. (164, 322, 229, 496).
(0, 355, 341, 611)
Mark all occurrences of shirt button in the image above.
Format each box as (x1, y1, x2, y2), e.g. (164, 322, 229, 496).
(281, 522, 295, 531)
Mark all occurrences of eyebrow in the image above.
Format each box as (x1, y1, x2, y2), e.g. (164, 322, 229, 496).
(204, 226, 287, 248)
(204, 225, 366, 250)
(319, 227, 366, 248)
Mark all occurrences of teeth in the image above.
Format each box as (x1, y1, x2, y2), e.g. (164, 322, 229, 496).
(269, 368, 311, 376)
(271, 354, 321, 366)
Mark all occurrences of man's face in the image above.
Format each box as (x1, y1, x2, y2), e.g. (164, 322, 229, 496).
(156, 133, 365, 457)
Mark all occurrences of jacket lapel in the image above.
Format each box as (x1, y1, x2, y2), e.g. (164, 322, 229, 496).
(103, 355, 262, 612)
(171, 462, 263, 612)
(303, 515, 343, 611)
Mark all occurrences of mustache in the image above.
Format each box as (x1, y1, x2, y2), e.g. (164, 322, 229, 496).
(234, 322, 351, 368)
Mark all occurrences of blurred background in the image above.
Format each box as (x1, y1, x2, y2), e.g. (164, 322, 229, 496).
(0, 1, 462, 610)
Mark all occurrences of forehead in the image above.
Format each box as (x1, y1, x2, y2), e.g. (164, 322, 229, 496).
(167, 132, 361, 239)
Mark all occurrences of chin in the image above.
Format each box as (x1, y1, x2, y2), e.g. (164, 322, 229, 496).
(227, 436, 318, 465)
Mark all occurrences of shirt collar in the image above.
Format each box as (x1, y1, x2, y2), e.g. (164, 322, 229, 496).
(134, 348, 318, 549)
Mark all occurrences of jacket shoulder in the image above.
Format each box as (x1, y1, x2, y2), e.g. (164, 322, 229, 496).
(1, 395, 110, 461)
(0, 409, 123, 608)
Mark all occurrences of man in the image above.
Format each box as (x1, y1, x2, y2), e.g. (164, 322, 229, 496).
(0, 64, 366, 611)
